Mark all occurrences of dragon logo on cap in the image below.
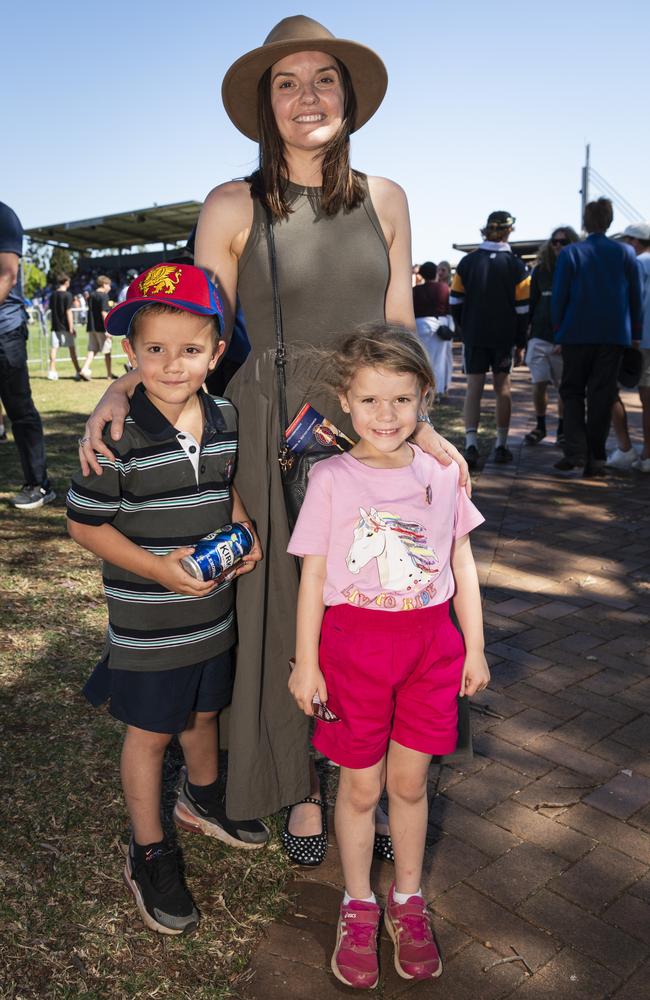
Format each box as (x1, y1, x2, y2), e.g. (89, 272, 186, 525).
(139, 265, 182, 296)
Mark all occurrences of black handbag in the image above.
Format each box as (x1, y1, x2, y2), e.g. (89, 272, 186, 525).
(435, 319, 454, 341)
(265, 209, 337, 532)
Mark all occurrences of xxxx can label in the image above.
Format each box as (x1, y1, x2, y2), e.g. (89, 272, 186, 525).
(181, 523, 254, 581)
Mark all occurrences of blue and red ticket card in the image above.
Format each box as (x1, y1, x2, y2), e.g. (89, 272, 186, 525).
(285, 403, 355, 455)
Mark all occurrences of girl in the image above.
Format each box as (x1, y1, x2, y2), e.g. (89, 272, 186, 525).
(288, 325, 489, 989)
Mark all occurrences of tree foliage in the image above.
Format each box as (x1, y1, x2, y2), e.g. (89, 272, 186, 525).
(47, 246, 79, 284)
(23, 261, 47, 299)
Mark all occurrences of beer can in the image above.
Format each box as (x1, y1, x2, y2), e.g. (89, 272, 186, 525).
(181, 523, 254, 581)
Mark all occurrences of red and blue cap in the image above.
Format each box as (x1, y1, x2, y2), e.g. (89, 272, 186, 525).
(105, 264, 224, 338)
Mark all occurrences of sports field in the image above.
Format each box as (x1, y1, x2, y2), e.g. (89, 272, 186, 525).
(25, 316, 128, 375)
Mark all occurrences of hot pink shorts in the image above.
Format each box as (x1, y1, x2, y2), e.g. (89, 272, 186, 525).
(313, 601, 464, 769)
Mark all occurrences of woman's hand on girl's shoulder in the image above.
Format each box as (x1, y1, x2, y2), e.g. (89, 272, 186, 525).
(288, 661, 328, 717)
(413, 422, 472, 495)
(460, 649, 490, 697)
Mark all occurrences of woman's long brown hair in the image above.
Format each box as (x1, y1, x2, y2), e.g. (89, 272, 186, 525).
(248, 58, 366, 219)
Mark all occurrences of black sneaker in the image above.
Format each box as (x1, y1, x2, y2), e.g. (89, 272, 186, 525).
(11, 485, 56, 510)
(0, 428, 7, 443)
(464, 444, 480, 469)
(124, 838, 198, 935)
(174, 771, 269, 850)
(494, 445, 513, 464)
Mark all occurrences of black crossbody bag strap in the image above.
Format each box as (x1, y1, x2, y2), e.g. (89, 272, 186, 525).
(265, 207, 293, 467)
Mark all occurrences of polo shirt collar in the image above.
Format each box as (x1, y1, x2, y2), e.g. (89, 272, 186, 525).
(128, 383, 226, 442)
(480, 240, 512, 253)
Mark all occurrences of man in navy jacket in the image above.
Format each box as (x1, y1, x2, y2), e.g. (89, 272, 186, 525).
(552, 198, 642, 476)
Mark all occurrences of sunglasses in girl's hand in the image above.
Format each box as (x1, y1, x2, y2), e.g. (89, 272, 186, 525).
(289, 658, 341, 723)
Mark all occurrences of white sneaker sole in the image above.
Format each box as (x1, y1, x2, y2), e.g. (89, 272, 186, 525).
(384, 909, 443, 980)
(12, 491, 56, 510)
(173, 800, 268, 850)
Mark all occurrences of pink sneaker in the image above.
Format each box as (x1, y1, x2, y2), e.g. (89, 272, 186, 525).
(331, 899, 381, 990)
(384, 884, 442, 980)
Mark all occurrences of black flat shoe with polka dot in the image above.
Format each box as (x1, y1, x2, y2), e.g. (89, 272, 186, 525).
(281, 796, 327, 867)
(373, 832, 394, 862)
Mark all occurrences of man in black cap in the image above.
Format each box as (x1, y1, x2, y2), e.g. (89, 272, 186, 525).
(451, 211, 530, 468)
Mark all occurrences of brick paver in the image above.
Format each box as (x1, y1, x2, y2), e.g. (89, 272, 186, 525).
(239, 362, 650, 998)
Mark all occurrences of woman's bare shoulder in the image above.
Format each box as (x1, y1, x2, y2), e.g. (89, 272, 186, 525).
(198, 180, 254, 256)
(366, 175, 409, 205)
(201, 179, 253, 217)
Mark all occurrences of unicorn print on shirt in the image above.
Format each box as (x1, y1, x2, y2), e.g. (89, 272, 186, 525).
(346, 507, 438, 593)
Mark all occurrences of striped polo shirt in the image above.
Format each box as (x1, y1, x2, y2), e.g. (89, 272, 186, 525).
(67, 384, 238, 672)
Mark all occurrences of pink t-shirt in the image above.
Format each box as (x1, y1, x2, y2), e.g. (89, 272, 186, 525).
(288, 445, 484, 612)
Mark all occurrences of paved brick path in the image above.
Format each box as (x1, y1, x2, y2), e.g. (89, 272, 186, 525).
(240, 362, 650, 999)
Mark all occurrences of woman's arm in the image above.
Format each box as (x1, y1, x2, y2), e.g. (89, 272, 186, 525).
(194, 180, 253, 346)
(67, 519, 218, 597)
(451, 534, 490, 696)
(369, 175, 470, 489)
(78, 182, 252, 476)
(367, 176, 415, 329)
(79, 369, 141, 475)
(288, 554, 328, 716)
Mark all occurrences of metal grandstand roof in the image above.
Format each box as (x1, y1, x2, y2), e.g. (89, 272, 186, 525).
(25, 201, 202, 252)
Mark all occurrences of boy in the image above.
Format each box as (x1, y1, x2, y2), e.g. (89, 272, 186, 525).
(80, 274, 115, 380)
(67, 265, 266, 936)
(48, 272, 82, 380)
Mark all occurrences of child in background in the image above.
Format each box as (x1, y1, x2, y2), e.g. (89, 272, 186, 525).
(288, 325, 489, 989)
(80, 274, 115, 380)
(67, 265, 266, 936)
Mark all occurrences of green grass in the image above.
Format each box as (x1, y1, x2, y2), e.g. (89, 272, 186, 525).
(0, 369, 486, 999)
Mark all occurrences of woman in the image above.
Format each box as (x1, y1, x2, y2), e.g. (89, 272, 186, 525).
(413, 260, 452, 398)
(79, 15, 467, 863)
(525, 226, 579, 445)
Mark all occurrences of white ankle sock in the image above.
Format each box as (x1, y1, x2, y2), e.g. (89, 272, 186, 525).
(343, 891, 376, 906)
(393, 887, 423, 904)
(465, 429, 478, 449)
(496, 428, 509, 447)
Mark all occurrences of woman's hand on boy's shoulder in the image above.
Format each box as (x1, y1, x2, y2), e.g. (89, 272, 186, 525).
(460, 649, 490, 698)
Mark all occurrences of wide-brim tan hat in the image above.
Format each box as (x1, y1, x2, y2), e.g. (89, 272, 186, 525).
(222, 15, 388, 141)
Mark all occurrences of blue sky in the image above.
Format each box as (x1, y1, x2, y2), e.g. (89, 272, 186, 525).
(5, 0, 647, 263)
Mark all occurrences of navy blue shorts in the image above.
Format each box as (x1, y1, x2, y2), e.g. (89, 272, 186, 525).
(83, 650, 234, 734)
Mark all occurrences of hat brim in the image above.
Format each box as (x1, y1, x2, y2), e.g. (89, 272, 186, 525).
(222, 38, 387, 141)
(106, 298, 222, 339)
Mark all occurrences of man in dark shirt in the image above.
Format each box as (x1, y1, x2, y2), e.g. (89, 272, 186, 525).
(80, 275, 116, 379)
(48, 273, 82, 380)
(450, 211, 530, 468)
(0, 201, 56, 508)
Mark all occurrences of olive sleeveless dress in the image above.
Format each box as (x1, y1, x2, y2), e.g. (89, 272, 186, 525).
(223, 178, 389, 819)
